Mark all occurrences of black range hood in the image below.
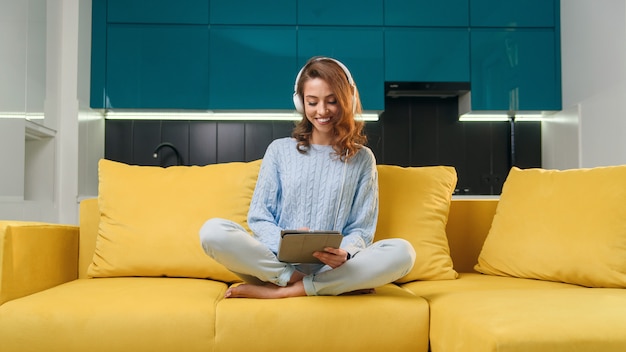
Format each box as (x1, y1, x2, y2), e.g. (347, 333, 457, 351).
(385, 82, 470, 98)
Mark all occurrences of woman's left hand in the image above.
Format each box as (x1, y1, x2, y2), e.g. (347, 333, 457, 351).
(313, 247, 349, 268)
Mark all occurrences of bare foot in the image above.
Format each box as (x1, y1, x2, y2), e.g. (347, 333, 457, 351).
(288, 270, 305, 285)
(225, 281, 306, 299)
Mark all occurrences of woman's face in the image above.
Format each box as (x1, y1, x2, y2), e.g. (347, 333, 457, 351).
(303, 77, 340, 145)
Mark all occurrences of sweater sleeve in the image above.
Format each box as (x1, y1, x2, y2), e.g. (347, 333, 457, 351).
(247, 142, 283, 253)
(340, 148, 379, 256)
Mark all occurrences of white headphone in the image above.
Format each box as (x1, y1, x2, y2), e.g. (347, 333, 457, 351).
(292, 57, 357, 114)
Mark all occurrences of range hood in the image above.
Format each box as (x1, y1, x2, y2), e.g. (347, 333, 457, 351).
(385, 82, 544, 121)
(385, 82, 470, 98)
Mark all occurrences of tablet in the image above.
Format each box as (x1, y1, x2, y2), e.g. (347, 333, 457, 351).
(277, 230, 343, 263)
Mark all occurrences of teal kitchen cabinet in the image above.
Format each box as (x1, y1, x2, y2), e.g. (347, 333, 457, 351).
(470, 0, 557, 27)
(209, 26, 297, 109)
(297, 27, 385, 111)
(210, 0, 296, 25)
(385, 28, 470, 83)
(106, 0, 209, 24)
(384, 0, 469, 26)
(470, 28, 561, 111)
(92, 0, 561, 113)
(91, 0, 106, 108)
(297, 0, 383, 26)
(105, 24, 210, 109)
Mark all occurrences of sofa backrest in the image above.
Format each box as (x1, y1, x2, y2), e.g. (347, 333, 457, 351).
(79, 198, 99, 279)
(78, 197, 499, 278)
(445, 199, 498, 273)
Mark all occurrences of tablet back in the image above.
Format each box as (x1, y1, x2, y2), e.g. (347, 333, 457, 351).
(278, 230, 343, 263)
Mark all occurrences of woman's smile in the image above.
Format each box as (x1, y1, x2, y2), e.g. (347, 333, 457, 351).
(304, 77, 340, 144)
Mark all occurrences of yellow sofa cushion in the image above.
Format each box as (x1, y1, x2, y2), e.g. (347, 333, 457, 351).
(427, 288, 626, 352)
(475, 165, 626, 288)
(376, 165, 458, 283)
(0, 278, 227, 352)
(402, 272, 581, 300)
(88, 159, 261, 281)
(215, 284, 429, 351)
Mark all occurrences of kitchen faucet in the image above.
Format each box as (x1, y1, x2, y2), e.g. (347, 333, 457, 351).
(153, 142, 184, 166)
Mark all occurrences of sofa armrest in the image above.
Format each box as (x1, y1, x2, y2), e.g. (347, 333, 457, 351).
(0, 221, 79, 305)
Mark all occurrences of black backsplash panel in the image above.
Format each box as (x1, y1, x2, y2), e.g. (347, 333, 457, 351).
(105, 120, 298, 167)
(375, 97, 541, 194)
(104, 97, 541, 195)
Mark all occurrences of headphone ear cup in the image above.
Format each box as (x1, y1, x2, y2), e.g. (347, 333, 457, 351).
(293, 93, 304, 113)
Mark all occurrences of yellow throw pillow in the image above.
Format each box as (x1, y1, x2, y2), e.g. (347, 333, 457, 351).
(88, 159, 261, 281)
(376, 165, 458, 283)
(475, 165, 626, 288)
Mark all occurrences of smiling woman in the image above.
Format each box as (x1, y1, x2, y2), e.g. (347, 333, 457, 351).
(198, 56, 417, 299)
(292, 57, 365, 159)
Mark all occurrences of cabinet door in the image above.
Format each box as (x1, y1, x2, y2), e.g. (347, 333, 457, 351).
(470, 29, 561, 111)
(385, 28, 470, 82)
(470, 0, 556, 27)
(209, 26, 296, 109)
(297, 0, 383, 25)
(107, 0, 209, 24)
(297, 27, 384, 111)
(106, 24, 210, 109)
(210, 0, 296, 24)
(384, 0, 469, 26)
(91, 0, 106, 108)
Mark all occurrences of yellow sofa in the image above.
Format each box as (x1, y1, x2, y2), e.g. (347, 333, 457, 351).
(1, 160, 626, 352)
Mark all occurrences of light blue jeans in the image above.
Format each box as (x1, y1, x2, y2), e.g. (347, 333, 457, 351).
(199, 218, 416, 296)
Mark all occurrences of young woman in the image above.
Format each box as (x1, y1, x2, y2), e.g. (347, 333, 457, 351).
(199, 57, 415, 298)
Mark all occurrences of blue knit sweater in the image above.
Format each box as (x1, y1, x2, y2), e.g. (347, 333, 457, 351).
(248, 137, 379, 255)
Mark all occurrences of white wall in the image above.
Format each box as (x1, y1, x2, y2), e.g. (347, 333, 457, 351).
(46, 0, 102, 224)
(0, 120, 26, 201)
(543, 0, 626, 169)
(0, 0, 27, 112)
(0, 0, 101, 224)
(0, 0, 46, 113)
(77, 0, 103, 201)
(0, 0, 56, 220)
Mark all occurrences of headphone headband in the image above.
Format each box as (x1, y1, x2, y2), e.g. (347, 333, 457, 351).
(292, 57, 356, 114)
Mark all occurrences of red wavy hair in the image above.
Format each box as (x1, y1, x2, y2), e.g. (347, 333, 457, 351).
(292, 57, 367, 161)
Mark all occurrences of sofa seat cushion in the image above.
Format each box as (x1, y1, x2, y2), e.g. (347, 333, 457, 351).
(214, 284, 430, 352)
(425, 287, 626, 352)
(402, 273, 582, 299)
(0, 278, 227, 352)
